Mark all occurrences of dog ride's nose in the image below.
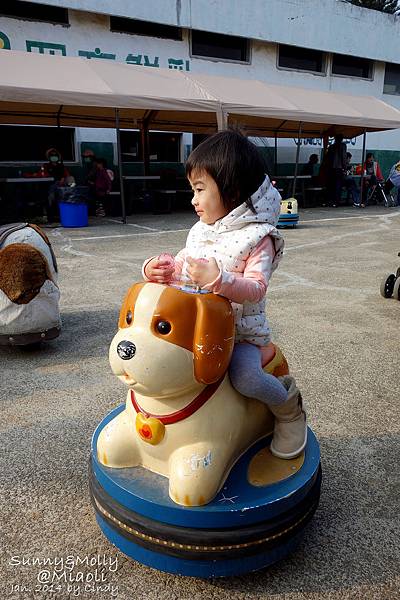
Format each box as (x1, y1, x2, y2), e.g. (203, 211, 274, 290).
(117, 340, 136, 360)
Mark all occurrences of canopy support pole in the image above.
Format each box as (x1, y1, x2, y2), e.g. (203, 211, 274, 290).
(140, 110, 157, 180)
(292, 122, 302, 197)
(273, 120, 287, 177)
(216, 107, 228, 131)
(115, 108, 127, 224)
(141, 122, 150, 177)
(56, 105, 63, 128)
(359, 129, 367, 205)
(56, 105, 63, 149)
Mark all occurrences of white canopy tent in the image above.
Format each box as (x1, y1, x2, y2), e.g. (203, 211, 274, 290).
(1, 49, 400, 217)
(1, 50, 400, 136)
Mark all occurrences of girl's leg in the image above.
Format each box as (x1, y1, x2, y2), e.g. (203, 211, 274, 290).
(229, 342, 288, 406)
(350, 178, 360, 204)
(95, 194, 106, 217)
(229, 342, 307, 459)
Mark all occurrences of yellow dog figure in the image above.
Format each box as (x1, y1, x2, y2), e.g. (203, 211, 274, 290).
(97, 282, 288, 507)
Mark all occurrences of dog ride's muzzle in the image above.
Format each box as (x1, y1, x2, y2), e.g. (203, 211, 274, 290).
(117, 340, 136, 360)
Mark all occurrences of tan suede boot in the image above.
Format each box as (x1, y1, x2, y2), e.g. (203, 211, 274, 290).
(269, 375, 307, 459)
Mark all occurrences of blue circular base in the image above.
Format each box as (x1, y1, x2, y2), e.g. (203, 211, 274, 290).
(90, 405, 321, 577)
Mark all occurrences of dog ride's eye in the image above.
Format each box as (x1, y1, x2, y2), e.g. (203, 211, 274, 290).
(156, 320, 171, 335)
(126, 310, 133, 325)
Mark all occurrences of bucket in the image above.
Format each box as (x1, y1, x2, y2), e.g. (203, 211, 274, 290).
(59, 202, 88, 228)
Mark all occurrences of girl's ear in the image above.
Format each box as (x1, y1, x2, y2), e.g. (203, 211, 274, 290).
(193, 294, 235, 384)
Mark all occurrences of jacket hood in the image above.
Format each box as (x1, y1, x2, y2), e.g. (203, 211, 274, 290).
(215, 174, 281, 233)
(191, 175, 284, 273)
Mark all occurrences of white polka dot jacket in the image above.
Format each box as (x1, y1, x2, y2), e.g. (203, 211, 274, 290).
(178, 175, 285, 346)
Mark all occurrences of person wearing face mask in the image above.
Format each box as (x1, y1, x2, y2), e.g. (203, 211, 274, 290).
(43, 148, 70, 182)
(41, 148, 70, 223)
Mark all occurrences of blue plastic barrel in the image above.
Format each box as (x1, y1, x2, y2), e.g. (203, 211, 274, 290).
(59, 202, 88, 228)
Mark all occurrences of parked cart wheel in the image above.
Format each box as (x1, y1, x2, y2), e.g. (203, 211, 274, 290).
(380, 273, 396, 298)
(393, 277, 400, 301)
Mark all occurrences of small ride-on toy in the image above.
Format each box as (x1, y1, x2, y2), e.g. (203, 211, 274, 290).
(380, 252, 400, 300)
(278, 198, 299, 229)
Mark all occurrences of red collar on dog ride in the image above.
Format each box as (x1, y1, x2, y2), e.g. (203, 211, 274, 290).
(131, 379, 224, 445)
(130, 377, 223, 425)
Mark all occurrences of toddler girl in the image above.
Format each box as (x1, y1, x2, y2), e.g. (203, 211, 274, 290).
(143, 130, 306, 459)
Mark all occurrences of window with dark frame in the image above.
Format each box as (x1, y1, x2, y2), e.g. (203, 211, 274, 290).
(0, 0, 69, 25)
(332, 53, 372, 78)
(191, 30, 249, 62)
(120, 131, 181, 162)
(120, 132, 141, 161)
(384, 63, 400, 95)
(110, 16, 182, 40)
(0, 126, 75, 162)
(278, 44, 325, 73)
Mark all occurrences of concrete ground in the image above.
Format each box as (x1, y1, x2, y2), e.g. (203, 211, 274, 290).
(1, 206, 400, 600)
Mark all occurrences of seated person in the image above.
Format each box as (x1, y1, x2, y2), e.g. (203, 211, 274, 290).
(301, 153, 319, 184)
(42, 147, 70, 183)
(362, 153, 384, 206)
(343, 152, 361, 206)
(42, 148, 70, 223)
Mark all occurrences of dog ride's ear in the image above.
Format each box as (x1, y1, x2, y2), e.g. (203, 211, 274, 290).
(193, 294, 234, 384)
(118, 282, 147, 329)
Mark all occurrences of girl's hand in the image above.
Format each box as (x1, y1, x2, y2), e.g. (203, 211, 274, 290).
(144, 257, 175, 283)
(186, 256, 220, 287)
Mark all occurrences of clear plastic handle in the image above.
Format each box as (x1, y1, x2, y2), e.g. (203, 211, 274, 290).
(157, 253, 175, 270)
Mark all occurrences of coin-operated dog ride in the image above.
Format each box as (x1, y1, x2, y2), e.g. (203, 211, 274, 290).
(90, 281, 321, 577)
(0, 223, 61, 345)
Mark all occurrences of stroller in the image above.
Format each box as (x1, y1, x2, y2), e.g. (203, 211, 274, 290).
(380, 252, 400, 300)
(367, 160, 400, 207)
(383, 161, 400, 207)
(365, 180, 397, 207)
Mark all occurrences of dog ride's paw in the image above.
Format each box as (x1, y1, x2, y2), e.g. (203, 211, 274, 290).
(168, 445, 219, 506)
(97, 412, 140, 467)
(169, 487, 208, 507)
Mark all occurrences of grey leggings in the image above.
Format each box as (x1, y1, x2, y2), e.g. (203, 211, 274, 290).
(229, 342, 288, 406)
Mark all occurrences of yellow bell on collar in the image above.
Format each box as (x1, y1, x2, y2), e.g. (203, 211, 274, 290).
(135, 412, 165, 445)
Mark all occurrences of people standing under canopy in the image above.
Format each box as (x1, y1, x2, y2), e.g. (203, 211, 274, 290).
(326, 135, 347, 208)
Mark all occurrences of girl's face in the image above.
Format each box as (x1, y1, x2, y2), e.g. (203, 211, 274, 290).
(188, 170, 228, 225)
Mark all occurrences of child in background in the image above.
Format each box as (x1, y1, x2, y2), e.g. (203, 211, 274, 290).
(143, 130, 307, 459)
(88, 157, 112, 217)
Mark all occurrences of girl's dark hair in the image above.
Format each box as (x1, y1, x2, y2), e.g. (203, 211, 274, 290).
(185, 129, 267, 212)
